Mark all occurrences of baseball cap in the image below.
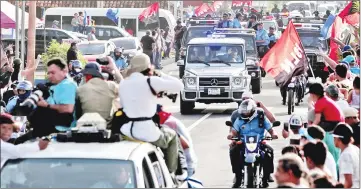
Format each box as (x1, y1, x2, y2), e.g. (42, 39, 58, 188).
(343, 107, 359, 118)
(125, 53, 151, 77)
(81, 62, 103, 78)
(306, 83, 324, 96)
(0, 113, 14, 124)
(342, 55, 356, 64)
(325, 84, 339, 98)
(332, 123, 353, 139)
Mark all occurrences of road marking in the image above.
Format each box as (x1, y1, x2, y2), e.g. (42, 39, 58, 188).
(187, 113, 212, 131)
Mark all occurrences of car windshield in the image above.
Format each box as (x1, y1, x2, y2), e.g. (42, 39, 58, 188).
(187, 44, 244, 64)
(112, 39, 137, 50)
(1, 158, 137, 188)
(185, 26, 215, 44)
(298, 32, 328, 51)
(288, 3, 310, 11)
(262, 22, 277, 30)
(223, 34, 256, 56)
(77, 43, 105, 55)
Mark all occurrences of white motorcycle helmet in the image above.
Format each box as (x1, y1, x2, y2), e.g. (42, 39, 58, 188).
(288, 114, 304, 130)
(241, 91, 253, 100)
(238, 99, 257, 120)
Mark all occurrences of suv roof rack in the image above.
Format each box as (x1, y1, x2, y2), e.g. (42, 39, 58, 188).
(214, 28, 256, 34)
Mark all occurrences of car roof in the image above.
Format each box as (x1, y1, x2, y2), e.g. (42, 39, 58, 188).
(77, 40, 110, 45)
(20, 140, 146, 160)
(110, 36, 138, 41)
(188, 37, 245, 45)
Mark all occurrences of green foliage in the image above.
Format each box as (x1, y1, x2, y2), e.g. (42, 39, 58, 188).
(350, 0, 360, 14)
(41, 40, 86, 67)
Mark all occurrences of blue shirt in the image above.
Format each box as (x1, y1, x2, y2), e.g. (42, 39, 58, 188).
(114, 57, 128, 70)
(5, 96, 19, 113)
(269, 34, 276, 42)
(233, 19, 242, 28)
(47, 77, 77, 131)
(218, 20, 233, 28)
(256, 29, 270, 46)
(350, 67, 360, 75)
(233, 113, 272, 142)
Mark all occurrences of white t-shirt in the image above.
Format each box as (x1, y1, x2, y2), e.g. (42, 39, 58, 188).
(335, 99, 350, 112)
(324, 151, 338, 181)
(338, 144, 360, 188)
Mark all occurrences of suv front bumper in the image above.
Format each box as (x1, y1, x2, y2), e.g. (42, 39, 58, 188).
(181, 87, 246, 103)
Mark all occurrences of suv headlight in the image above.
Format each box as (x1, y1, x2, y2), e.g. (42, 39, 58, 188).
(232, 77, 246, 88)
(184, 71, 197, 88)
(317, 56, 323, 62)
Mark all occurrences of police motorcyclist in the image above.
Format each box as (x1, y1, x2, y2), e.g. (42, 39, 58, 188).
(230, 92, 276, 124)
(112, 47, 128, 70)
(69, 60, 83, 85)
(5, 81, 33, 116)
(228, 99, 278, 188)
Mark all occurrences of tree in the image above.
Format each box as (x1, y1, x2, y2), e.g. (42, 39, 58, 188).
(41, 40, 86, 67)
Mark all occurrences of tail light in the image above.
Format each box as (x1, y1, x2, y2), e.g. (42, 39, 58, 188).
(236, 141, 242, 145)
(261, 140, 267, 145)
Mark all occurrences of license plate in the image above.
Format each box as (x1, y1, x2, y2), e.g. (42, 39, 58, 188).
(208, 88, 221, 95)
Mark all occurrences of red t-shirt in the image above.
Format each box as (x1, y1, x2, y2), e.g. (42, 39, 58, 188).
(314, 96, 345, 122)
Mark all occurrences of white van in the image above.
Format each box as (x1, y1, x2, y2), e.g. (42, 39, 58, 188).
(286, 1, 317, 13)
(44, 8, 176, 39)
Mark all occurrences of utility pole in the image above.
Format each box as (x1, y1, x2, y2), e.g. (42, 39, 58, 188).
(26, 1, 36, 83)
(15, 1, 19, 59)
(20, 1, 25, 63)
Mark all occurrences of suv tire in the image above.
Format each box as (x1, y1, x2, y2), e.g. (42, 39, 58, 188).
(251, 79, 261, 94)
(180, 94, 194, 115)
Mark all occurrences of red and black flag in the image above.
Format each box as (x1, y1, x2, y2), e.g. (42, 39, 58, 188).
(259, 21, 308, 88)
(138, 2, 159, 26)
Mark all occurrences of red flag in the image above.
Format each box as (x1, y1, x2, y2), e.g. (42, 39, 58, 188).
(260, 21, 308, 87)
(194, 3, 211, 17)
(232, 0, 252, 7)
(212, 1, 223, 11)
(138, 2, 159, 24)
(338, 1, 359, 25)
(328, 16, 350, 62)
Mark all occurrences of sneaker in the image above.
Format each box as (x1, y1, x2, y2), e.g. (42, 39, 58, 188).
(268, 175, 274, 183)
(261, 181, 269, 188)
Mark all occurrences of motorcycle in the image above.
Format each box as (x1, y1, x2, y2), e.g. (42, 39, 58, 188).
(226, 121, 280, 188)
(287, 74, 306, 115)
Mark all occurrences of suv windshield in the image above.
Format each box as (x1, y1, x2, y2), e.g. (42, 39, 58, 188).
(187, 44, 244, 64)
(1, 158, 136, 188)
(77, 43, 105, 55)
(184, 26, 215, 44)
(223, 34, 256, 56)
(298, 31, 328, 51)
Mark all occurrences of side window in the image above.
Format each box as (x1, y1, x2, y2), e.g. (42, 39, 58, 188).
(148, 152, 166, 188)
(142, 158, 155, 188)
(111, 29, 123, 38)
(97, 28, 111, 38)
(55, 31, 70, 40)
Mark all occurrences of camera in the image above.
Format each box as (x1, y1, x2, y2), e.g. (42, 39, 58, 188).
(20, 90, 43, 108)
(158, 92, 178, 103)
(96, 57, 109, 65)
(73, 73, 83, 84)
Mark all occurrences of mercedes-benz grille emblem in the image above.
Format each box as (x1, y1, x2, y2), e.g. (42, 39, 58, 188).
(210, 79, 218, 86)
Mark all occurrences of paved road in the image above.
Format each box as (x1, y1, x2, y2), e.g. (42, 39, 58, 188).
(155, 62, 309, 188)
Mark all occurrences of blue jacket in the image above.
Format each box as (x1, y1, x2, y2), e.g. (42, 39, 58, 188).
(113, 56, 128, 70)
(218, 20, 233, 28)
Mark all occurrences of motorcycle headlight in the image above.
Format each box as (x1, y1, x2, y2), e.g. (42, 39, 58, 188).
(250, 72, 256, 77)
(317, 56, 323, 62)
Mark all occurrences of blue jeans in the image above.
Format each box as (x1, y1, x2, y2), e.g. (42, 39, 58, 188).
(72, 26, 78, 32)
(153, 51, 161, 69)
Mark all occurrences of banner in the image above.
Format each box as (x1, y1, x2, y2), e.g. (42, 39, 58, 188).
(212, 1, 223, 12)
(139, 2, 159, 26)
(259, 21, 308, 87)
(232, 0, 252, 7)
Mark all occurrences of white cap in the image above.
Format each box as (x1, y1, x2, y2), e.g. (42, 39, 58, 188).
(343, 107, 359, 118)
